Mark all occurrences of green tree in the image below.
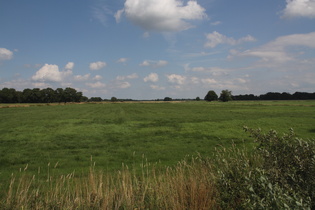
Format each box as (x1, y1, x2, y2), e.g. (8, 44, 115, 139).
(219, 89, 232, 102)
(55, 88, 65, 103)
(111, 97, 118, 102)
(164, 97, 172, 101)
(204, 90, 218, 101)
(41, 88, 56, 103)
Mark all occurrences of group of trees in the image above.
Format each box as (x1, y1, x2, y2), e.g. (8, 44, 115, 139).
(1, 87, 314, 104)
(204, 90, 232, 102)
(0, 87, 87, 103)
(233, 92, 315, 101)
(204, 90, 315, 102)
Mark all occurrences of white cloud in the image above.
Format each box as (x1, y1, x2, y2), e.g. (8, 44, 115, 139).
(0, 48, 13, 60)
(65, 62, 74, 70)
(140, 60, 150, 66)
(115, 9, 124, 23)
(86, 81, 106, 88)
(92, 5, 113, 26)
(117, 58, 128, 63)
(116, 0, 207, 32)
(116, 73, 138, 80)
(89, 61, 107, 70)
(144, 73, 159, 82)
(282, 0, 315, 18)
(32, 82, 50, 88)
(93, 75, 103, 80)
(233, 31, 315, 63)
(140, 60, 168, 68)
(210, 21, 222, 26)
(191, 66, 230, 76)
(205, 31, 256, 48)
(32, 64, 72, 82)
(150, 85, 165, 90)
(156, 60, 168, 67)
(74, 74, 90, 81)
(166, 74, 186, 85)
(201, 78, 217, 85)
(117, 81, 131, 89)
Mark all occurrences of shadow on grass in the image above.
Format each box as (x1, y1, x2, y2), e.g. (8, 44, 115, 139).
(309, 129, 315, 133)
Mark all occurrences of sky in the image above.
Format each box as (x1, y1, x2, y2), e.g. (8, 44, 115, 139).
(0, 0, 315, 99)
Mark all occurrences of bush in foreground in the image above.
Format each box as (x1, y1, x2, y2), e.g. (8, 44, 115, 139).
(1, 128, 314, 209)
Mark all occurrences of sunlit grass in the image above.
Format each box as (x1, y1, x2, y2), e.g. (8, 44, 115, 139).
(0, 101, 314, 187)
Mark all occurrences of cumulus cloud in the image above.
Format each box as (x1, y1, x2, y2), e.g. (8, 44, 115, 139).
(32, 64, 72, 82)
(190, 66, 230, 76)
(205, 31, 256, 48)
(115, 9, 124, 23)
(140, 60, 168, 68)
(115, 0, 207, 32)
(117, 58, 128, 63)
(150, 85, 165, 90)
(166, 74, 186, 85)
(117, 81, 131, 89)
(93, 75, 103, 80)
(282, 0, 315, 18)
(89, 61, 107, 70)
(233, 31, 315, 63)
(86, 81, 106, 88)
(116, 73, 138, 80)
(65, 62, 74, 70)
(201, 78, 217, 85)
(74, 74, 90, 81)
(32, 82, 51, 88)
(0, 48, 13, 60)
(144, 73, 159, 82)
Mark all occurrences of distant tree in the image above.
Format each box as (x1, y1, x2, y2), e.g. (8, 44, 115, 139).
(164, 97, 172, 101)
(81, 96, 89, 102)
(55, 88, 65, 103)
(41, 88, 56, 103)
(219, 89, 232, 102)
(196, 96, 201, 101)
(90, 97, 102, 102)
(204, 90, 218, 101)
(0, 88, 19, 103)
(111, 97, 118, 102)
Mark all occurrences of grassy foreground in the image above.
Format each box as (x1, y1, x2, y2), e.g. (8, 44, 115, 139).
(2, 128, 315, 209)
(0, 101, 314, 208)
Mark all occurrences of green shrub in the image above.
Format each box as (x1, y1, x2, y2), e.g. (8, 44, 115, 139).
(214, 127, 314, 209)
(244, 127, 315, 209)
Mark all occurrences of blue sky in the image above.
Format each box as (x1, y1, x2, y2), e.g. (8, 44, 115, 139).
(1, 0, 315, 99)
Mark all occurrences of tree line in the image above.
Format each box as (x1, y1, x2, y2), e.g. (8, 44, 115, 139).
(204, 90, 315, 102)
(0, 87, 87, 103)
(233, 91, 315, 100)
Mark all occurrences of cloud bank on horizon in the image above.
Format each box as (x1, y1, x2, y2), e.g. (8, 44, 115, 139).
(0, 0, 315, 99)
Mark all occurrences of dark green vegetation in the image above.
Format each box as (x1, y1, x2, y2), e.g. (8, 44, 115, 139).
(204, 90, 218, 101)
(0, 87, 87, 103)
(0, 101, 314, 183)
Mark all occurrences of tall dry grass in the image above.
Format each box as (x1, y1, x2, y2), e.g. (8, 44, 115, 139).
(1, 157, 218, 210)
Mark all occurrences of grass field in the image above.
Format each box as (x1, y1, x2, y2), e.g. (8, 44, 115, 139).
(1, 100, 315, 208)
(0, 101, 314, 181)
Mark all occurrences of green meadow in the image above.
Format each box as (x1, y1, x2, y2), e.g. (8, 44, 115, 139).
(0, 101, 314, 180)
(1, 100, 315, 209)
